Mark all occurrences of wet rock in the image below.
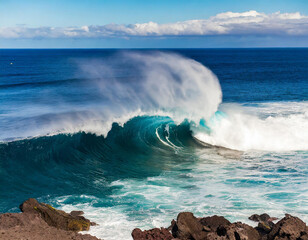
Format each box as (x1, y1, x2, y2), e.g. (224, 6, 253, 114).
(70, 210, 85, 217)
(268, 214, 308, 240)
(249, 213, 278, 236)
(257, 220, 274, 234)
(132, 227, 173, 240)
(19, 198, 95, 231)
(0, 211, 100, 240)
(168, 219, 176, 231)
(249, 213, 278, 223)
(131, 212, 308, 240)
(199, 215, 231, 232)
(132, 212, 308, 240)
(226, 222, 260, 240)
(172, 212, 207, 240)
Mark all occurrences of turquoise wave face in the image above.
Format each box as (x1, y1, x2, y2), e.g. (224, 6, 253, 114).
(199, 110, 227, 134)
(0, 116, 201, 212)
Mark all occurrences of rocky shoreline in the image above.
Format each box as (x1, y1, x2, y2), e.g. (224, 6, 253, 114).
(1, 199, 307, 240)
(132, 212, 308, 240)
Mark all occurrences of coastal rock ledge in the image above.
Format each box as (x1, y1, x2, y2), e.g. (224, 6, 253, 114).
(132, 212, 308, 240)
(1, 199, 308, 240)
(0, 198, 100, 240)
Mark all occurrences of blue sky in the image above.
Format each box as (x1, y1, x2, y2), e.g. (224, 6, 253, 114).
(1, 0, 308, 48)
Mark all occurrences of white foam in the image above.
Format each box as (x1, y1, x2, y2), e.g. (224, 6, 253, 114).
(194, 101, 308, 151)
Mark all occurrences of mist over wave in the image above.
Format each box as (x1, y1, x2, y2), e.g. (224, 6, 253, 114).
(0, 52, 222, 141)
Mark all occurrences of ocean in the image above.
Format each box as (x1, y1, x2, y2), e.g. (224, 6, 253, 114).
(0, 48, 307, 239)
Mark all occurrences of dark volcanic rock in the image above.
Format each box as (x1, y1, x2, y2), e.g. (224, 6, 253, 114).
(256, 220, 274, 234)
(268, 214, 308, 240)
(249, 213, 278, 224)
(133, 212, 308, 240)
(70, 210, 85, 217)
(199, 215, 231, 232)
(249, 213, 278, 236)
(0, 211, 100, 240)
(226, 222, 260, 240)
(172, 212, 207, 240)
(132, 227, 174, 240)
(249, 213, 271, 223)
(20, 198, 95, 231)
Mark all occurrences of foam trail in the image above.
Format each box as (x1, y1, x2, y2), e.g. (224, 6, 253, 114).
(193, 102, 308, 151)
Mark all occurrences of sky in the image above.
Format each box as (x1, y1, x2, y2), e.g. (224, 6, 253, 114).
(1, 0, 308, 48)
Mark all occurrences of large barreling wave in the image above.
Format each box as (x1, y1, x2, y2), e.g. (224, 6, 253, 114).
(1, 50, 308, 239)
(1, 52, 307, 152)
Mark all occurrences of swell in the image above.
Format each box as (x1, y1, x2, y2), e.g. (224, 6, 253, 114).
(0, 78, 87, 89)
(0, 116, 201, 212)
(0, 76, 135, 89)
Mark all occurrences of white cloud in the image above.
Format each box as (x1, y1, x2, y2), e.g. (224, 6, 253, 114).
(1, 10, 308, 39)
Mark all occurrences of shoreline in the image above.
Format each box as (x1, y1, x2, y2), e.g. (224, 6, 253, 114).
(1, 199, 307, 240)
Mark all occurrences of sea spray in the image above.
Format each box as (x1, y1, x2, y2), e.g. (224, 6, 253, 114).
(193, 102, 308, 151)
(78, 51, 223, 125)
(0, 52, 222, 141)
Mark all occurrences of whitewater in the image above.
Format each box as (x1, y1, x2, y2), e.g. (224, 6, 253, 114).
(0, 49, 307, 240)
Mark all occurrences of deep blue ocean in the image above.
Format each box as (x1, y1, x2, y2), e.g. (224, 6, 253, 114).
(0, 49, 307, 239)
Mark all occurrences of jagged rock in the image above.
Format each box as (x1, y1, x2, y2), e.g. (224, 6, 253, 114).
(249, 214, 271, 222)
(257, 220, 274, 234)
(70, 210, 85, 217)
(172, 212, 207, 240)
(249, 213, 278, 236)
(19, 198, 95, 232)
(199, 215, 231, 232)
(132, 212, 308, 240)
(226, 222, 260, 240)
(249, 213, 278, 223)
(0, 211, 100, 240)
(132, 227, 174, 240)
(168, 219, 176, 231)
(268, 214, 308, 240)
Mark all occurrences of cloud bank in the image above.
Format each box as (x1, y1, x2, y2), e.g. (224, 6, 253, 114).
(1, 11, 308, 39)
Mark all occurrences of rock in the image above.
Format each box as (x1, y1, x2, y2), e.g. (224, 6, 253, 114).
(132, 227, 173, 240)
(249, 213, 278, 223)
(249, 213, 278, 236)
(217, 224, 228, 236)
(225, 222, 260, 240)
(132, 212, 308, 240)
(199, 215, 231, 231)
(0, 212, 100, 240)
(19, 198, 95, 232)
(268, 214, 308, 240)
(256, 220, 274, 233)
(172, 212, 207, 240)
(70, 210, 85, 217)
(168, 219, 176, 231)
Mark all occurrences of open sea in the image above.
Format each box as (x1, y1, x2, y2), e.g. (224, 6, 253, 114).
(0, 48, 307, 239)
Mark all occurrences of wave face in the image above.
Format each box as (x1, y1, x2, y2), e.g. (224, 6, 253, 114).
(0, 116, 197, 210)
(1, 49, 308, 239)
